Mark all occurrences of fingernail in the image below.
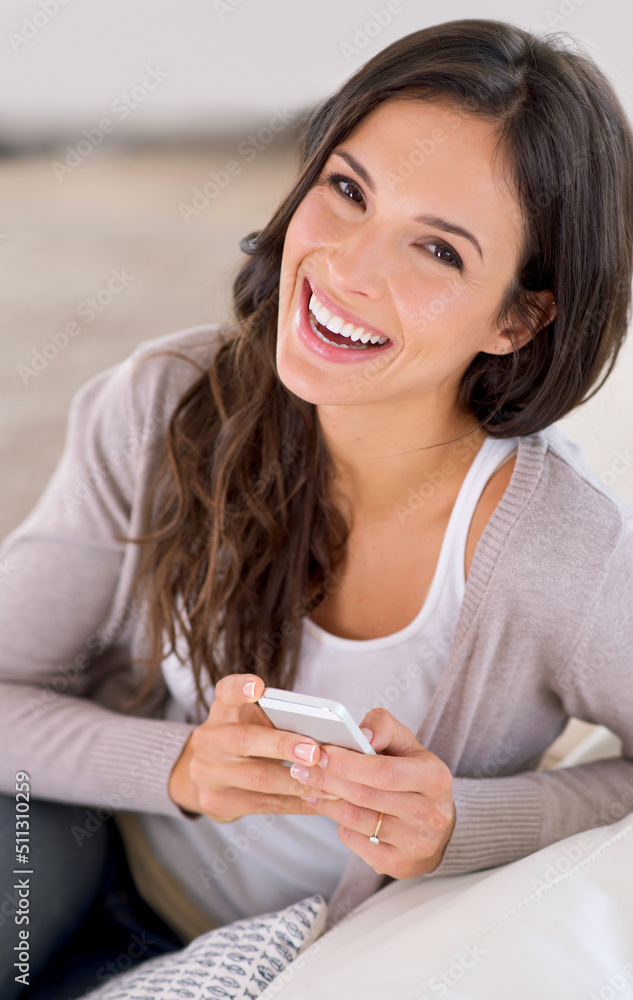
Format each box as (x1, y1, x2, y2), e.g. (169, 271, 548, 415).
(290, 762, 311, 782)
(294, 743, 318, 763)
(360, 728, 374, 743)
(317, 750, 328, 768)
(302, 797, 317, 805)
(242, 681, 256, 699)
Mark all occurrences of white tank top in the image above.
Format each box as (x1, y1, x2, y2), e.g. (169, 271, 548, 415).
(153, 434, 518, 925)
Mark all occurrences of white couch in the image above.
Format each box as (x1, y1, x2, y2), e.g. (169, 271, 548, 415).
(261, 725, 633, 1000)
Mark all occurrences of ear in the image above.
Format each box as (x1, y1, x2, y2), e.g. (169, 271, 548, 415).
(484, 289, 557, 355)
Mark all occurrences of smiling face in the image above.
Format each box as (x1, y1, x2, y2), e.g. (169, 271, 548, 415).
(275, 97, 531, 422)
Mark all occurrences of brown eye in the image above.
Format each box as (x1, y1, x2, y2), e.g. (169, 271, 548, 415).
(326, 172, 365, 205)
(420, 241, 463, 270)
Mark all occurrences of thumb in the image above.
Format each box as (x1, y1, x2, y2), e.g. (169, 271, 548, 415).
(359, 707, 423, 756)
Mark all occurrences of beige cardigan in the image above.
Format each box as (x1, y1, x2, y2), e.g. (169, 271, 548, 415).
(1, 324, 633, 927)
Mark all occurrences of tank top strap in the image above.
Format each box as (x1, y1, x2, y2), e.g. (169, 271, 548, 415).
(440, 434, 519, 603)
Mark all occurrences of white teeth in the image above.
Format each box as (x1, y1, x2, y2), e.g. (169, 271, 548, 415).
(327, 314, 344, 333)
(315, 305, 332, 326)
(308, 291, 389, 346)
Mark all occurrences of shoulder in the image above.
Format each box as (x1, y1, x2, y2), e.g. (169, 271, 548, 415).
(65, 324, 229, 451)
(123, 323, 228, 420)
(52, 324, 229, 520)
(503, 424, 633, 602)
(527, 424, 633, 541)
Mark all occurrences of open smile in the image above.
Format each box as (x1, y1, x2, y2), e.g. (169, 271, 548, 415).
(294, 278, 393, 364)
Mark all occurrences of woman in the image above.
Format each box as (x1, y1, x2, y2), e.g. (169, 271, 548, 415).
(2, 16, 633, 992)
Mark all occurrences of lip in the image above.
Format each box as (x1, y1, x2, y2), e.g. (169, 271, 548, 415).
(295, 278, 394, 365)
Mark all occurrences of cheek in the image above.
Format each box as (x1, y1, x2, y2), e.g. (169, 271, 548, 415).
(402, 274, 501, 345)
(285, 191, 343, 256)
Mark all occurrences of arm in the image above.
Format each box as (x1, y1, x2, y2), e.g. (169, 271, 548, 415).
(0, 330, 338, 821)
(0, 340, 199, 817)
(430, 511, 633, 877)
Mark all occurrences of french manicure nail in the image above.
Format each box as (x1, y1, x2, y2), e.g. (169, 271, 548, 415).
(242, 681, 256, 699)
(318, 750, 328, 768)
(360, 727, 374, 743)
(290, 763, 311, 782)
(302, 797, 318, 805)
(294, 742, 317, 763)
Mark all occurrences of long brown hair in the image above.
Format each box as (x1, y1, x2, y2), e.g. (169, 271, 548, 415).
(123, 19, 633, 709)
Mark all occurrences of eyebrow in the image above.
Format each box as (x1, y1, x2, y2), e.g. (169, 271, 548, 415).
(331, 148, 484, 261)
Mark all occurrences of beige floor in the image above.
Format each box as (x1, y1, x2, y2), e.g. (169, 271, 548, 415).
(0, 139, 299, 539)
(0, 140, 609, 761)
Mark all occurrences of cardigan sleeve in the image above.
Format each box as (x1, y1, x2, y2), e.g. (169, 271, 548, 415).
(429, 512, 633, 877)
(0, 335, 216, 817)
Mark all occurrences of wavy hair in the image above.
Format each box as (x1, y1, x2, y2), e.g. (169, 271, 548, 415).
(123, 18, 633, 709)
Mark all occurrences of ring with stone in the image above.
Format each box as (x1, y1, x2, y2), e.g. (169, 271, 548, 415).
(369, 811, 384, 845)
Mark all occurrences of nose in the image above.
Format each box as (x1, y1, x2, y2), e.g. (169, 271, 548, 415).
(326, 219, 388, 301)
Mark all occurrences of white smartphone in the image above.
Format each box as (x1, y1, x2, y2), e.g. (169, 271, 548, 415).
(257, 687, 375, 754)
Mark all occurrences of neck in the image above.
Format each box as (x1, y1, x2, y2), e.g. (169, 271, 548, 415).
(317, 397, 486, 522)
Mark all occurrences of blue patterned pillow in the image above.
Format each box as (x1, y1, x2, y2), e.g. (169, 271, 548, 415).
(80, 895, 327, 1000)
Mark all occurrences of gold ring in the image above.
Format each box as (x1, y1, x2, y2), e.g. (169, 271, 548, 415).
(369, 811, 384, 845)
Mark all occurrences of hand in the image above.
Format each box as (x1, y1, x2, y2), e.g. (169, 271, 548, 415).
(168, 673, 339, 822)
(289, 708, 455, 878)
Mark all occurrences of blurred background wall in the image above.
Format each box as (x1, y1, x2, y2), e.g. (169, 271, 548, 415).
(2, 0, 633, 541)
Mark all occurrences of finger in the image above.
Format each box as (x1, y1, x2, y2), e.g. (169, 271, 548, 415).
(299, 767, 408, 813)
(214, 723, 322, 766)
(211, 674, 266, 724)
(303, 800, 432, 877)
(336, 825, 401, 875)
(193, 755, 336, 800)
(311, 743, 435, 794)
(197, 786, 331, 822)
(300, 794, 389, 834)
(358, 708, 423, 756)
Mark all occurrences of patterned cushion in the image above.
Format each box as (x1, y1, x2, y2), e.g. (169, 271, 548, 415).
(81, 895, 327, 1000)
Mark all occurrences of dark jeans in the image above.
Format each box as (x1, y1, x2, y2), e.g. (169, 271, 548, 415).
(0, 794, 182, 1000)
